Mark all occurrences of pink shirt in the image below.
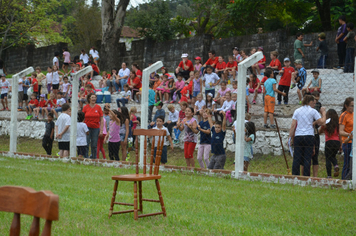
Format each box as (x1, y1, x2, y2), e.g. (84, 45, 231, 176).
(108, 121, 120, 143)
(63, 51, 70, 63)
(325, 127, 339, 142)
(175, 80, 185, 90)
(218, 88, 231, 97)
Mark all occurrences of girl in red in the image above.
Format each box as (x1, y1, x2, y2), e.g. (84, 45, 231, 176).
(173, 101, 187, 144)
(96, 106, 107, 159)
(251, 47, 266, 75)
(178, 106, 198, 167)
(248, 74, 261, 94)
(132, 63, 142, 80)
(128, 71, 142, 103)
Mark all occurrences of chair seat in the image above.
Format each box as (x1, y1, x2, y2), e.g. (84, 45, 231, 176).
(112, 174, 161, 181)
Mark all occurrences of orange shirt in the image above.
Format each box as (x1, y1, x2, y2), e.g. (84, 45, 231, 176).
(339, 111, 354, 143)
(153, 80, 161, 91)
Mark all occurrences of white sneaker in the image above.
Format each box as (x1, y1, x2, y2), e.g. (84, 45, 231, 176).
(135, 100, 140, 103)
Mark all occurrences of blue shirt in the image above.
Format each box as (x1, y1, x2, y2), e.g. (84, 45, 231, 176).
(264, 78, 277, 97)
(24, 79, 30, 94)
(297, 67, 307, 86)
(149, 89, 155, 106)
(246, 87, 249, 96)
(153, 108, 165, 122)
(199, 120, 211, 144)
(211, 126, 226, 155)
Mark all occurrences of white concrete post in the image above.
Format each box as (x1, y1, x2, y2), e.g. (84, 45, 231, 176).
(69, 66, 93, 158)
(234, 52, 263, 178)
(9, 67, 34, 154)
(140, 61, 163, 164)
(352, 56, 356, 188)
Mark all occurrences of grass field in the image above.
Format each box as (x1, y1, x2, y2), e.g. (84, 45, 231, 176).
(0, 136, 345, 178)
(0, 156, 355, 235)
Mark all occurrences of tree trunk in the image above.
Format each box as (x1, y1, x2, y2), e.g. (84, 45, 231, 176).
(100, 0, 130, 70)
(315, 0, 332, 31)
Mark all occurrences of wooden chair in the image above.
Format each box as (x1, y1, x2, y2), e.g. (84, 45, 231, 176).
(109, 129, 167, 220)
(0, 185, 59, 236)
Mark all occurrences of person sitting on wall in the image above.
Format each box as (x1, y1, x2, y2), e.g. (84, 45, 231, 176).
(175, 53, 194, 80)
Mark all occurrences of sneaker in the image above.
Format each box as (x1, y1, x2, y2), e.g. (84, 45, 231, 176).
(164, 101, 169, 104)
(252, 100, 256, 104)
(170, 101, 175, 104)
(334, 165, 339, 177)
(126, 152, 131, 161)
(270, 124, 276, 129)
(284, 102, 288, 105)
(25, 115, 30, 120)
(5, 107, 9, 111)
(28, 115, 33, 119)
(298, 101, 302, 105)
(33, 117, 38, 120)
(1, 108, 5, 111)
(290, 83, 296, 89)
(278, 101, 281, 105)
(135, 99, 140, 103)
(264, 124, 269, 128)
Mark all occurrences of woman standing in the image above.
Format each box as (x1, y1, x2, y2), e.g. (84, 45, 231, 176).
(339, 97, 354, 179)
(82, 93, 104, 159)
(288, 95, 325, 176)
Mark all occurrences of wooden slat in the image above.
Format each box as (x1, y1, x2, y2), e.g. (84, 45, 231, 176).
(114, 202, 134, 206)
(149, 135, 155, 175)
(143, 136, 146, 174)
(10, 213, 20, 236)
(29, 217, 40, 236)
(112, 210, 135, 215)
(41, 220, 52, 236)
(142, 198, 160, 203)
(137, 212, 164, 218)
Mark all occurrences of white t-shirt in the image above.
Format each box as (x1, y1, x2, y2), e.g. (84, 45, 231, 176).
(152, 126, 170, 147)
(292, 105, 321, 136)
(89, 49, 99, 58)
(232, 120, 249, 130)
(0, 80, 11, 94)
(217, 100, 235, 112)
(18, 78, 23, 92)
(80, 54, 89, 64)
(195, 100, 206, 110)
(52, 71, 60, 84)
(62, 83, 71, 93)
(57, 98, 66, 107)
(76, 122, 89, 146)
(53, 57, 59, 66)
(123, 90, 131, 98)
(118, 68, 130, 78)
(46, 72, 53, 84)
(56, 113, 71, 142)
(168, 110, 179, 123)
(203, 73, 219, 90)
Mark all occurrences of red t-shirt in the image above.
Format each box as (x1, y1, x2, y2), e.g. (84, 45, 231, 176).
(128, 77, 142, 89)
(84, 89, 95, 96)
(325, 127, 339, 142)
(261, 76, 268, 93)
(269, 59, 282, 70)
(32, 78, 38, 92)
(215, 62, 226, 70)
(82, 104, 103, 129)
(179, 110, 185, 120)
(226, 61, 237, 70)
(136, 70, 142, 78)
(258, 55, 266, 64)
(91, 64, 99, 73)
(85, 82, 95, 90)
(205, 57, 219, 68)
(47, 99, 56, 108)
(279, 67, 295, 87)
(178, 60, 194, 71)
(39, 100, 47, 108)
(29, 99, 39, 107)
(250, 78, 260, 90)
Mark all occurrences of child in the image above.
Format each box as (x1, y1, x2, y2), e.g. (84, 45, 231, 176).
(156, 74, 169, 102)
(208, 112, 227, 170)
(42, 112, 55, 155)
(215, 91, 234, 122)
(254, 74, 268, 105)
(165, 78, 175, 103)
(277, 58, 295, 105)
(196, 109, 212, 168)
(191, 71, 202, 105)
(52, 65, 64, 96)
(226, 93, 237, 124)
(84, 84, 95, 97)
(173, 101, 187, 144)
(79, 88, 86, 110)
(318, 109, 340, 178)
(55, 103, 71, 158)
(39, 69, 48, 97)
(343, 132, 353, 180)
(119, 107, 130, 161)
(224, 56, 237, 81)
(344, 22, 355, 73)
(152, 116, 174, 165)
(104, 110, 122, 161)
(316, 32, 328, 69)
(53, 52, 59, 67)
(0, 74, 11, 110)
(148, 83, 155, 123)
(30, 72, 39, 98)
(251, 47, 266, 75)
(201, 50, 218, 74)
(164, 104, 179, 139)
(203, 65, 220, 98)
(153, 74, 162, 91)
(266, 51, 282, 76)
(23, 76, 31, 108)
(33, 94, 47, 120)
(130, 107, 139, 150)
(61, 76, 71, 102)
(232, 47, 242, 63)
(178, 107, 198, 167)
(290, 59, 306, 104)
(205, 93, 214, 110)
(215, 81, 231, 106)
(173, 73, 185, 103)
(194, 93, 206, 122)
(77, 111, 89, 158)
(97, 108, 107, 159)
(99, 71, 109, 88)
(103, 103, 111, 133)
(45, 93, 56, 118)
(230, 80, 238, 94)
(303, 69, 322, 96)
(215, 56, 226, 81)
(248, 74, 261, 96)
(46, 66, 53, 98)
(263, 68, 286, 128)
(244, 122, 256, 171)
(52, 92, 66, 119)
(116, 84, 131, 107)
(150, 101, 165, 128)
(25, 93, 39, 120)
(232, 113, 252, 144)
(194, 56, 202, 73)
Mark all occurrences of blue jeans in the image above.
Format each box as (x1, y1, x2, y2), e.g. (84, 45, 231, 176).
(344, 48, 355, 73)
(120, 79, 128, 91)
(292, 135, 314, 176)
(116, 98, 128, 107)
(148, 105, 154, 123)
(342, 143, 352, 179)
(174, 127, 181, 140)
(317, 55, 327, 69)
(113, 79, 120, 92)
(86, 128, 100, 159)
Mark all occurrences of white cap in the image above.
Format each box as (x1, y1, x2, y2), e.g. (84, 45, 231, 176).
(181, 53, 188, 58)
(284, 57, 290, 62)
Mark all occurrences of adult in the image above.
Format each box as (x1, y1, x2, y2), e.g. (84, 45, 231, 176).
(201, 50, 218, 75)
(339, 97, 354, 180)
(128, 71, 142, 102)
(251, 47, 265, 75)
(80, 49, 90, 66)
(114, 63, 130, 92)
(82, 93, 104, 159)
(294, 32, 313, 66)
(288, 95, 325, 176)
(131, 63, 142, 80)
(62, 48, 71, 74)
(175, 53, 194, 80)
(0, 59, 6, 75)
(89, 47, 100, 65)
(335, 15, 347, 68)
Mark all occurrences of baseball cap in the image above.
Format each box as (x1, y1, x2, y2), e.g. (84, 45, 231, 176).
(258, 47, 264, 51)
(284, 58, 290, 62)
(195, 56, 201, 60)
(181, 53, 188, 58)
(232, 47, 239, 51)
(0, 73, 6, 77)
(294, 59, 302, 64)
(318, 32, 326, 39)
(311, 69, 320, 74)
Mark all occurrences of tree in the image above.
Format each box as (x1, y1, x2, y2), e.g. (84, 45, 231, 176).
(100, 0, 130, 70)
(314, 0, 332, 31)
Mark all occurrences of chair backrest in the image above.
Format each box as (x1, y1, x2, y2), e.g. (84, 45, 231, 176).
(0, 185, 59, 236)
(133, 129, 166, 175)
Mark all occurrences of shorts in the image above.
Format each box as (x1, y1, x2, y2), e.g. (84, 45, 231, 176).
(249, 88, 262, 94)
(297, 79, 305, 90)
(120, 133, 126, 142)
(258, 64, 265, 69)
(309, 88, 321, 93)
(52, 84, 59, 90)
(23, 94, 28, 101)
(26, 105, 36, 110)
(93, 71, 99, 76)
(193, 91, 200, 97)
(18, 91, 24, 103)
(77, 146, 87, 156)
(184, 141, 196, 159)
(154, 146, 168, 164)
(55, 107, 62, 113)
(264, 95, 275, 113)
(58, 141, 70, 151)
(63, 62, 69, 66)
(1, 93, 7, 99)
(244, 156, 252, 162)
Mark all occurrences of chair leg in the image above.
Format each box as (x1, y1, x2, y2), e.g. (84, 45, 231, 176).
(109, 180, 118, 218)
(155, 179, 166, 217)
(134, 181, 138, 220)
(138, 181, 143, 212)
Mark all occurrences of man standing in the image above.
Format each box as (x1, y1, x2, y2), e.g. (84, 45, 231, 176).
(175, 53, 194, 80)
(335, 15, 347, 69)
(294, 32, 313, 66)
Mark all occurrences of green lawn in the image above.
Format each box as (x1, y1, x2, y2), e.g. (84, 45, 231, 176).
(0, 156, 355, 235)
